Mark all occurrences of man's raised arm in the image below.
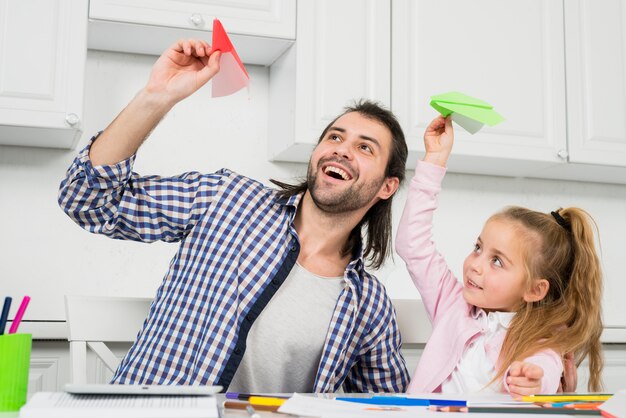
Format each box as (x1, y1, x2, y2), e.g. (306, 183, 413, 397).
(90, 39, 221, 166)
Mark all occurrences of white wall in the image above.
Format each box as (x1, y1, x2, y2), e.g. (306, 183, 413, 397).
(1, 50, 625, 329)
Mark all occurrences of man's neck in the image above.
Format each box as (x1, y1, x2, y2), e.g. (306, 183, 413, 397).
(293, 191, 367, 277)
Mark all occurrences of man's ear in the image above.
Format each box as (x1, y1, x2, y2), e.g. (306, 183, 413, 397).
(378, 177, 400, 200)
(523, 278, 550, 303)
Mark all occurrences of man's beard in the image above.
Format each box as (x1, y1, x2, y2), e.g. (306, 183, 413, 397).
(307, 160, 385, 214)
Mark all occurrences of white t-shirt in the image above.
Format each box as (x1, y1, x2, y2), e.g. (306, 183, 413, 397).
(441, 310, 515, 393)
(227, 262, 345, 392)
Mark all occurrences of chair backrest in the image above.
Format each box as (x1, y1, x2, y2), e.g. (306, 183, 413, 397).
(64, 295, 152, 384)
(391, 299, 432, 344)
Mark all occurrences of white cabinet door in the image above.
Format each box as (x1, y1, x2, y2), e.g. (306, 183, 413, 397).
(90, 0, 295, 39)
(269, 0, 390, 162)
(0, 0, 87, 149)
(88, 0, 296, 66)
(29, 342, 71, 397)
(392, 0, 568, 176)
(565, 0, 626, 167)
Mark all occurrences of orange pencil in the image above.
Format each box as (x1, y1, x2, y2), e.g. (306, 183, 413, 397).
(223, 401, 281, 412)
(429, 405, 466, 412)
(565, 402, 604, 410)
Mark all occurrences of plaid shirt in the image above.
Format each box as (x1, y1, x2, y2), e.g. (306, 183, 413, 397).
(58, 137, 409, 393)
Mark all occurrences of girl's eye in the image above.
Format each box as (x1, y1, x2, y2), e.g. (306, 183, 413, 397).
(493, 257, 503, 268)
(473, 243, 481, 253)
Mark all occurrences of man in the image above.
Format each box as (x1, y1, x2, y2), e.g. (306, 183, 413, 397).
(59, 39, 409, 392)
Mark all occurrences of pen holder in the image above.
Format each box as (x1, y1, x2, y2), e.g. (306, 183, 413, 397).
(0, 333, 32, 411)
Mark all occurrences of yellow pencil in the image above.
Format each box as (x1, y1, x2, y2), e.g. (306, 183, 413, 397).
(522, 394, 612, 403)
(248, 396, 287, 407)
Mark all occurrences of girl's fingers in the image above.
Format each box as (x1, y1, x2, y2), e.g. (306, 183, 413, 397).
(522, 364, 544, 380)
(444, 116, 453, 133)
(508, 375, 541, 388)
(508, 361, 523, 377)
(509, 383, 541, 397)
(425, 116, 446, 135)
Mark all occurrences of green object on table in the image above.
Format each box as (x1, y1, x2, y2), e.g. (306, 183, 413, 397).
(0, 333, 32, 411)
(430, 91, 505, 134)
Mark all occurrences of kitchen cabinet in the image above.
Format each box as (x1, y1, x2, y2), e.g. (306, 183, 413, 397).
(392, 0, 566, 170)
(0, 0, 87, 149)
(270, 0, 626, 184)
(391, 0, 626, 184)
(564, 0, 626, 167)
(88, 0, 296, 66)
(268, 0, 390, 161)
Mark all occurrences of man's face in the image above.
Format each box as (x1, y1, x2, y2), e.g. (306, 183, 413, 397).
(306, 112, 397, 213)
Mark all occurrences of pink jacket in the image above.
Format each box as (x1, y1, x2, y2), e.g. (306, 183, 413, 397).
(396, 161, 563, 394)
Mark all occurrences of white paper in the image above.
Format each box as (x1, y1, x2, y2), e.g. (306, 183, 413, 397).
(600, 389, 626, 417)
(277, 393, 557, 418)
(451, 112, 484, 134)
(211, 53, 249, 98)
(279, 394, 436, 418)
(19, 392, 218, 418)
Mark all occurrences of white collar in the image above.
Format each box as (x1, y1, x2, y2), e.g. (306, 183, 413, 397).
(472, 307, 516, 330)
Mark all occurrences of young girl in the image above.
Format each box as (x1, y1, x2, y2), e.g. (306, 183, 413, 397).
(396, 116, 603, 397)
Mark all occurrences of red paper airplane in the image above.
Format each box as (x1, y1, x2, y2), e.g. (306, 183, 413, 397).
(211, 18, 249, 97)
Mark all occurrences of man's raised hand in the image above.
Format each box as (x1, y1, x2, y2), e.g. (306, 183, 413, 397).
(145, 39, 222, 106)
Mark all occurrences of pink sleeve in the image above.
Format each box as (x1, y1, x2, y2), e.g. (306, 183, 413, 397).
(503, 349, 564, 394)
(395, 161, 465, 325)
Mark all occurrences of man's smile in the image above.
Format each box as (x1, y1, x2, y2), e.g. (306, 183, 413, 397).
(320, 161, 354, 181)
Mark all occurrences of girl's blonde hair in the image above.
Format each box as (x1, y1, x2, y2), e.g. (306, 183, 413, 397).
(490, 206, 603, 391)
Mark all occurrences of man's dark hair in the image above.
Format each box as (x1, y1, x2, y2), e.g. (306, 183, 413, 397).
(271, 99, 408, 270)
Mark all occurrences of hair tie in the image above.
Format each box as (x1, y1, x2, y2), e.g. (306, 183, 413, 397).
(551, 210, 571, 232)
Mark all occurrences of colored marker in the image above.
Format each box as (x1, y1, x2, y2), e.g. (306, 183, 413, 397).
(429, 405, 466, 412)
(522, 394, 612, 403)
(466, 406, 602, 415)
(8, 295, 30, 334)
(222, 401, 280, 412)
(336, 396, 465, 407)
(226, 392, 289, 400)
(0, 297, 11, 335)
(248, 396, 286, 407)
(545, 401, 604, 409)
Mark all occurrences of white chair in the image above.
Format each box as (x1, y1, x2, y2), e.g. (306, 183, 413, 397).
(392, 299, 433, 376)
(392, 298, 432, 344)
(64, 295, 152, 384)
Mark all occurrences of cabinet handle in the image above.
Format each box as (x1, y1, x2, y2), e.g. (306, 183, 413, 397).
(65, 113, 80, 127)
(189, 13, 204, 27)
(557, 149, 569, 161)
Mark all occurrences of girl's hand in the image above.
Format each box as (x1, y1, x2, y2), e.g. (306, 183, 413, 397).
(145, 39, 222, 106)
(423, 115, 454, 167)
(507, 361, 544, 398)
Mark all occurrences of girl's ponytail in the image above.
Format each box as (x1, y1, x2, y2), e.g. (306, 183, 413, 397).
(559, 208, 603, 391)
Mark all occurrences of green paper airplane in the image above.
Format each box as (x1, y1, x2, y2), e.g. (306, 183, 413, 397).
(430, 91, 505, 134)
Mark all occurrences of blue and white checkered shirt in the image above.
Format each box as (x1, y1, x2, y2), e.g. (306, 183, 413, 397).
(58, 137, 409, 393)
